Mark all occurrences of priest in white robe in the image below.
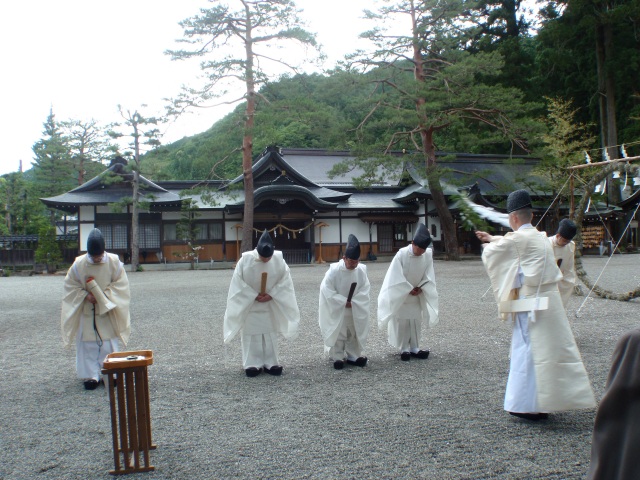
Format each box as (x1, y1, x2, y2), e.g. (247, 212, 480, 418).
(476, 190, 595, 420)
(377, 223, 439, 361)
(61, 229, 131, 390)
(319, 234, 371, 370)
(223, 229, 300, 377)
(549, 218, 578, 309)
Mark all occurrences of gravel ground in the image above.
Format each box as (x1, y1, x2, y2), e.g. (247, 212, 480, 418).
(1, 255, 638, 479)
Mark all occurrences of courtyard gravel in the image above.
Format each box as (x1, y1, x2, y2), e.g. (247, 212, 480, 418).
(1, 255, 638, 479)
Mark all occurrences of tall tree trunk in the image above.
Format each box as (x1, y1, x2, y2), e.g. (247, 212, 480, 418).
(603, 22, 621, 204)
(411, 2, 459, 259)
(130, 126, 140, 272)
(131, 170, 139, 271)
(77, 148, 86, 185)
(421, 129, 460, 260)
(241, 4, 256, 253)
(595, 24, 608, 152)
(595, 23, 621, 205)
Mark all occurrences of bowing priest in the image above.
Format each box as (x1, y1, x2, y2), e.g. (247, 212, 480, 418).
(61, 228, 131, 390)
(549, 218, 578, 309)
(318, 234, 371, 370)
(377, 223, 439, 361)
(476, 190, 595, 421)
(223, 229, 300, 377)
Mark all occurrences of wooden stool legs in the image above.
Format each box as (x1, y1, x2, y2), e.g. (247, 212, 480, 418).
(103, 366, 156, 474)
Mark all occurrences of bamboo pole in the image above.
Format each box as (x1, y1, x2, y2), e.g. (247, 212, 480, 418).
(567, 155, 640, 170)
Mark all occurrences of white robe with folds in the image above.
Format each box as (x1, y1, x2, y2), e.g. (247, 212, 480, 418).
(377, 245, 439, 350)
(482, 225, 595, 413)
(549, 236, 577, 308)
(61, 253, 131, 379)
(318, 260, 370, 357)
(223, 250, 299, 367)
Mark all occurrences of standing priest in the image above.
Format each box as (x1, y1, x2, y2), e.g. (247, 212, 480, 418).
(476, 190, 595, 421)
(377, 223, 439, 361)
(223, 229, 300, 377)
(318, 234, 371, 370)
(549, 218, 578, 309)
(61, 228, 131, 390)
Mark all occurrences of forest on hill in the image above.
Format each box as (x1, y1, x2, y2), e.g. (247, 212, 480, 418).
(140, 0, 640, 183)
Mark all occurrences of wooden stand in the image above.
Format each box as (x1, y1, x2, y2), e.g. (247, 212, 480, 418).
(102, 350, 156, 475)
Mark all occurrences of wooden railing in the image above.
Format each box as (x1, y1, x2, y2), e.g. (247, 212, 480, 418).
(282, 249, 310, 265)
(0, 248, 77, 266)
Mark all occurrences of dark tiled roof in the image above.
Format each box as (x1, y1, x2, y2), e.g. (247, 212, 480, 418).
(282, 149, 402, 187)
(224, 184, 340, 213)
(619, 187, 640, 209)
(336, 192, 417, 211)
(223, 147, 352, 207)
(41, 189, 183, 212)
(403, 155, 541, 195)
(229, 147, 320, 188)
(280, 148, 540, 193)
(392, 182, 459, 202)
(41, 161, 183, 212)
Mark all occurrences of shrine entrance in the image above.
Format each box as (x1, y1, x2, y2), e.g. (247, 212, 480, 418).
(252, 199, 315, 264)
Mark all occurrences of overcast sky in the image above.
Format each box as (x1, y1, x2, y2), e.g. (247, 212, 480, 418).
(0, 0, 380, 176)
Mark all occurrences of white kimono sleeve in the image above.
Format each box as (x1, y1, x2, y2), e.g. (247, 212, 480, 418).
(61, 262, 89, 349)
(481, 234, 521, 320)
(264, 253, 300, 340)
(557, 242, 577, 308)
(223, 254, 259, 344)
(102, 257, 131, 345)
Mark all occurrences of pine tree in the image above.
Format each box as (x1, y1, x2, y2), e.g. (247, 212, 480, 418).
(108, 106, 163, 272)
(31, 109, 75, 200)
(342, 0, 534, 259)
(166, 0, 320, 252)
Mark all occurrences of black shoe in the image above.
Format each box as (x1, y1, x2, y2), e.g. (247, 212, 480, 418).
(265, 365, 283, 376)
(83, 379, 99, 390)
(509, 412, 549, 421)
(245, 367, 262, 377)
(400, 352, 411, 361)
(411, 350, 430, 359)
(347, 357, 368, 367)
(333, 360, 344, 370)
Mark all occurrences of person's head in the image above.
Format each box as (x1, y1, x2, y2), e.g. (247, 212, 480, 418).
(256, 229, 275, 260)
(506, 190, 533, 230)
(343, 234, 361, 270)
(86, 228, 105, 263)
(411, 223, 431, 256)
(556, 218, 577, 246)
